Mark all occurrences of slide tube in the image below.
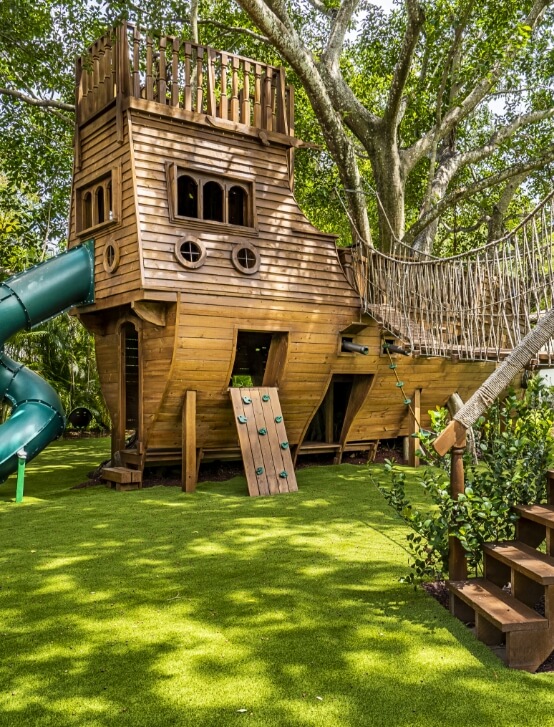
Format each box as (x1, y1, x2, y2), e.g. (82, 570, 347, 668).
(0, 242, 94, 482)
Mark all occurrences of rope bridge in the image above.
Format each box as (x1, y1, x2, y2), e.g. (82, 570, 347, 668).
(355, 191, 554, 363)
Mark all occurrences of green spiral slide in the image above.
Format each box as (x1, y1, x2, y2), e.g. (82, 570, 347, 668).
(0, 241, 94, 482)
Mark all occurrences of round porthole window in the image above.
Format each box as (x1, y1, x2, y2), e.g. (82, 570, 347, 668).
(231, 242, 260, 275)
(103, 239, 120, 274)
(175, 236, 206, 269)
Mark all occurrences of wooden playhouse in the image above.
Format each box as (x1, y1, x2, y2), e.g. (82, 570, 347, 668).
(68, 24, 497, 494)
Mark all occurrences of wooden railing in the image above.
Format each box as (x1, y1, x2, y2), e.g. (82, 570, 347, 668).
(76, 23, 295, 137)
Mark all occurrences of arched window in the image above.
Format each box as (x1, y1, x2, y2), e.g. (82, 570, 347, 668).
(228, 185, 247, 226)
(177, 175, 198, 218)
(106, 180, 113, 219)
(96, 186, 105, 224)
(83, 191, 92, 230)
(203, 181, 224, 222)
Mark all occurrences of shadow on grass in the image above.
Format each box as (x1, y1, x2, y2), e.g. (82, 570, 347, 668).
(0, 443, 553, 726)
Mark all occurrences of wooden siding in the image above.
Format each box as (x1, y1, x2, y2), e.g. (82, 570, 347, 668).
(130, 110, 355, 308)
(68, 109, 143, 304)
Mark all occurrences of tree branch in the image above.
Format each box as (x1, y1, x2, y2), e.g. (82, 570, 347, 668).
(404, 148, 554, 244)
(404, 0, 553, 171)
(321, 0, 361, 71)
(0, 87, 74, 125)
(197, 19, 270, 44)
(305, 0, 334, 17)
(384, 0, 425, 128)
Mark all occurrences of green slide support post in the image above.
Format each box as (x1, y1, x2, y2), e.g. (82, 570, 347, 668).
(0, 241, 94, 484)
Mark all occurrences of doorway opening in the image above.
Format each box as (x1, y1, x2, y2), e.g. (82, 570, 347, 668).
(230, 331, 289, 387)
(121, 322, 140, 438)
(305, 375, 354, 444)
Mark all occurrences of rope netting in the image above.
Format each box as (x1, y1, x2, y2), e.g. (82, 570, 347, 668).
(355, 191, 554, 362)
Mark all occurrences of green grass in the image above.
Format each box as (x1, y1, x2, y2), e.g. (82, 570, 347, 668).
(0, 439, 553, 726)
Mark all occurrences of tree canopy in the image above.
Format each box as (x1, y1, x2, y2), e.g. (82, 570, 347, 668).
(1, 0, 554, 257)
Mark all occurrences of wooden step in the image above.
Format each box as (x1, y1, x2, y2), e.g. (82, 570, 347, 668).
(514, 504, 554, 528)
(484, 541, 554, 585)
(448, 578, 548, 632)
(101, 466, 143, 491)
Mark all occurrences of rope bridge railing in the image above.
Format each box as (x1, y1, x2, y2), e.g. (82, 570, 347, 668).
(356, 191, 554, 363)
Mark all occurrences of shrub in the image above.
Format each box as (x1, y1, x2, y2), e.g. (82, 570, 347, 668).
(377, 376, 554, 583)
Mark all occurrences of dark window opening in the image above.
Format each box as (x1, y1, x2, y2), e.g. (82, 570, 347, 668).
(180, 240, 202, 263)
(237, 247, 257, 269)
(96, 186, 105, 224)
(228, 185, 247, 226)
(305, 375, 354, 443)
(122, 323, 139, 432)
(230, 331, 273, 387)
(106, 245, 116, 268)
(107, 181, 113, 219)
(203, 181, 224, 222)
(83, 191, 92, 230)
(177, 175, 198, 218)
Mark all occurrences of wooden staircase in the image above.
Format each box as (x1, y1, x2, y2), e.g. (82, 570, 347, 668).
(448, 492, 554, 671)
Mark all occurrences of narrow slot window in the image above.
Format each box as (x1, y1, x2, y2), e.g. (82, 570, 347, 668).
(177, 175, 198, 218)
(228, 185, 247, 226)
(96, 186, 106, 224)
(203, 181, 224, 222)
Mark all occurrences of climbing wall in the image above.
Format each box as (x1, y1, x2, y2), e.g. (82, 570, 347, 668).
(230, 387, 298, 496)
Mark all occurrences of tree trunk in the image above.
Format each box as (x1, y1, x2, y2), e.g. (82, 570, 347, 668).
(372, 135, 405, 253)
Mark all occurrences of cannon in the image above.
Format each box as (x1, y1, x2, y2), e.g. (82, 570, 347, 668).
(341, 339, 369, 355)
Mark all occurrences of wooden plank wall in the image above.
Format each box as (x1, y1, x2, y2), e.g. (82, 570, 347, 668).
(68, 109, 143, 304)
(131, 113, 352, 306)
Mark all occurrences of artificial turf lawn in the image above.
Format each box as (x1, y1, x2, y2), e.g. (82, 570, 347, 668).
(0, 439, 552, 727)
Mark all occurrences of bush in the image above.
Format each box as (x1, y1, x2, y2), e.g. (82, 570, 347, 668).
(378, 376, 554, 584)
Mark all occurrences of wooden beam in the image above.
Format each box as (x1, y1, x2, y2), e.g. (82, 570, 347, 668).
(407, 388, 421, 467)
(131, 301, 167, 327)
(433, 419, 467, 456)
(182, 390, 197, 493)
(449, 442, 468, 580)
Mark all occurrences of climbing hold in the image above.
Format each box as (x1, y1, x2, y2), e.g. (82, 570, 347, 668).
(258, 428, 267, 436)
(396, 381, 404, 387)
(404, 398, 412, 405)
(242, 396, 252, 404)
(280, 442, 289, 450)
(237, 415, 248, 424)
(256, 467, 264, 476)
(262, 394, 270, 402)
(279, 471, 288, 479)
(389, 363, 397, 370)
(274, 416, 283, 423)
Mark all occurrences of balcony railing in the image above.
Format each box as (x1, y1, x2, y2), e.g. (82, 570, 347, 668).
(76, 23, 294, 137)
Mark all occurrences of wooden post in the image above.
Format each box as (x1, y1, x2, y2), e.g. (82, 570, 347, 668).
(449, 442, 468, 580)
(182, 390, 197, 493)
(408, 388, 421, 467)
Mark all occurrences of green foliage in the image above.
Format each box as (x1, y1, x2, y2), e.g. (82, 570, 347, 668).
(378, 376, 554, 583)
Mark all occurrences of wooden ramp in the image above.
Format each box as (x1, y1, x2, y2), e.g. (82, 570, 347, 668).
(230, 387, 298, 496)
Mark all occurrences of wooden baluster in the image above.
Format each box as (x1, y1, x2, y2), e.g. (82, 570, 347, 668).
(184, 43, 192, 111)
(287, 84, 295, 137)
(171, 37, 180, 106)
(196, 46, 204, 112)
(449, 443, 468, 580)
(220, 53, 228, 120)
(230, 56, 239, 122)
(132, 26, 141, 97)
(158, 36, 167, 103)
(146, 36, 153, 100)
(263, 67, 273, 130)
(242, 61, 251, 126)
(74, 57, 83, 169)
(206, 48, 216, 116)
(275, 67, 287, 133)
(92, 42, 100, 114)
(85, 58, 93, 119)
(97, 41, 106, 108)
(105, 35, 114, 102)
(253, 63, 262, 128)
